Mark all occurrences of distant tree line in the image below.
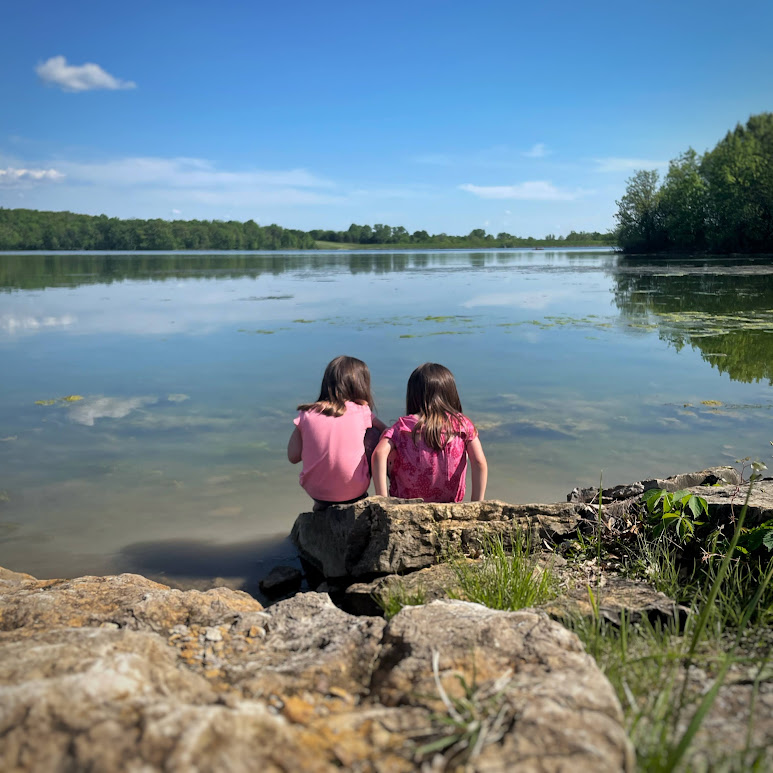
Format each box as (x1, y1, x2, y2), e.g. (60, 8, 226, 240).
(0, 210, 316, 251)
(0, 208, 614, 251)
(309, 224, 614, 247)
(615, 113, 773, 253)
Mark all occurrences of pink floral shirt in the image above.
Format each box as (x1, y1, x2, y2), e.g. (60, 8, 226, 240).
(382, 414, 477, 503)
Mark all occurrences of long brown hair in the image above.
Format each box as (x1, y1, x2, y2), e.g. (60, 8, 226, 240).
(406, 363, 466, 451)
(298, 356, 374, 417)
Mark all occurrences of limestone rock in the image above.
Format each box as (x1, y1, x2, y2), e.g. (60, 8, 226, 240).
(0, 626, 339, 773)
(222, 592, 386, 700)
(687, 478, 773, 528)
(1, 565, 638, 772)
(568, 465, 742, 503)
(370, 600, 635, 771)
(541, 573, 689, 625)
(0, 572, 264, 636)
(291, 497, 589, 579)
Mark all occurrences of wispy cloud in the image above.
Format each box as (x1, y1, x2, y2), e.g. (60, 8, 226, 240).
(25, 156, 345, 207)
(459, 181, 585, 201)
(593, 157, 668, 173)
(0, 168, 64, 185)
(58, 157, 333, 189)
(523, 143, 550, 158)
(36, 56, 137, 92)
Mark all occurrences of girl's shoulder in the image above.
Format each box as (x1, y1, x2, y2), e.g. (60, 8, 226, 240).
(394, 414, 418, 430)
(384, 415, 417, 437)
(344, 400, 371, 413)
(451, 413, 477, 439)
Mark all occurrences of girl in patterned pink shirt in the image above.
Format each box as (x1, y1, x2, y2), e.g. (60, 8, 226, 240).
(372, 363, 488, 503)
(288, 356, 386, 510)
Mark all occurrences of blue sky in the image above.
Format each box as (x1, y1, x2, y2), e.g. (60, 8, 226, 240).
(1, 0, 771, 237)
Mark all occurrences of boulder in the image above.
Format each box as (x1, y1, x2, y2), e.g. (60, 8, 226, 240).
(0, 572, 265, 636)
(0, 567, 634, 772)
(371, 600, 635, 771)
(567, 466, 743, 504)
(291, 496, 591, 579)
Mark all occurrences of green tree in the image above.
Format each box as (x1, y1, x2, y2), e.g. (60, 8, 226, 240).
(701, 113, 773, 252)
(615, 170, 666, 252)
(659, 149, 708, 250)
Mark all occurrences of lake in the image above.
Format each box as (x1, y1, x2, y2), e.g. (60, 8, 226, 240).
(1, 249, 772, 590)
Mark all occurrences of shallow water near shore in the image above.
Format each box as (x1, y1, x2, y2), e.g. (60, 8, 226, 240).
(1, 248, 772, 584)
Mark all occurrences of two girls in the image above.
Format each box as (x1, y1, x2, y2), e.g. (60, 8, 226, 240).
(289, 358, 487, 506)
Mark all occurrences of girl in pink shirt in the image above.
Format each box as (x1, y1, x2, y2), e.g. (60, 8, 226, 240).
(372, 363, 488, 503)
(288, 356, 386, 510)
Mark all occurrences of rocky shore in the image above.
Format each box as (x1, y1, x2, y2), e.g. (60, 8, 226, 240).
(1, 466, 771, 771)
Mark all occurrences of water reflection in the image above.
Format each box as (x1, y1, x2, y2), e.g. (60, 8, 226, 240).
(0, 249, 614, 291)
(614, 256, 773, 384)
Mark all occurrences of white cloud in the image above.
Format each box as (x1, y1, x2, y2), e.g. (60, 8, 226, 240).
(593, 157, 668, 173)
(58, 157, 333, 189)
(3, 155, 345, 208)
(36, 56, 136, 92)
(0, 168, 64, 185)
(523, 143, 549, 158)
(459, 181, 583, 201)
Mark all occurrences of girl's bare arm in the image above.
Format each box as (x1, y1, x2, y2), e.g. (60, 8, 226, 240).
(287, 426, 302, 464)
(467, 437, 488, 501)
(372, 437, 393, 496)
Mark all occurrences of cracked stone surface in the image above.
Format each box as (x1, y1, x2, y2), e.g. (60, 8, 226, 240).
(0, 568, 633, 772)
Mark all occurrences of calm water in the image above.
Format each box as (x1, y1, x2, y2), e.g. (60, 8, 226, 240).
(1, 249, 772, 586)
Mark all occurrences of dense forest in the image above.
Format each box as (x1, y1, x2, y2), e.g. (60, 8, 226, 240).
(0, 210, 317, 251)
(616, 113, 773, 253)
(0, 207, 613, 251)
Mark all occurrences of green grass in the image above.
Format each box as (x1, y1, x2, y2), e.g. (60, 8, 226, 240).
(373, 580, 427, 620)
(447, 532, 558, 611)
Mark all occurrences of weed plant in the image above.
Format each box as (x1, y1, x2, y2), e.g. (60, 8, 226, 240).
(447, 531, 558, 611)
(568, 475, 773, 771)
(373, 580, 427, 620)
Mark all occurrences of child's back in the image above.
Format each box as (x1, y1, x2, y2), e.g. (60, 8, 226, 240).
(381, 413, 477, 502)
(293, 400, 373, 502)
(372, 363, 487, 504)
(288, 355, 386, 509)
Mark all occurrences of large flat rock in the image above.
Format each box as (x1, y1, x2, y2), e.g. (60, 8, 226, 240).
(291, 496, 590, 579)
